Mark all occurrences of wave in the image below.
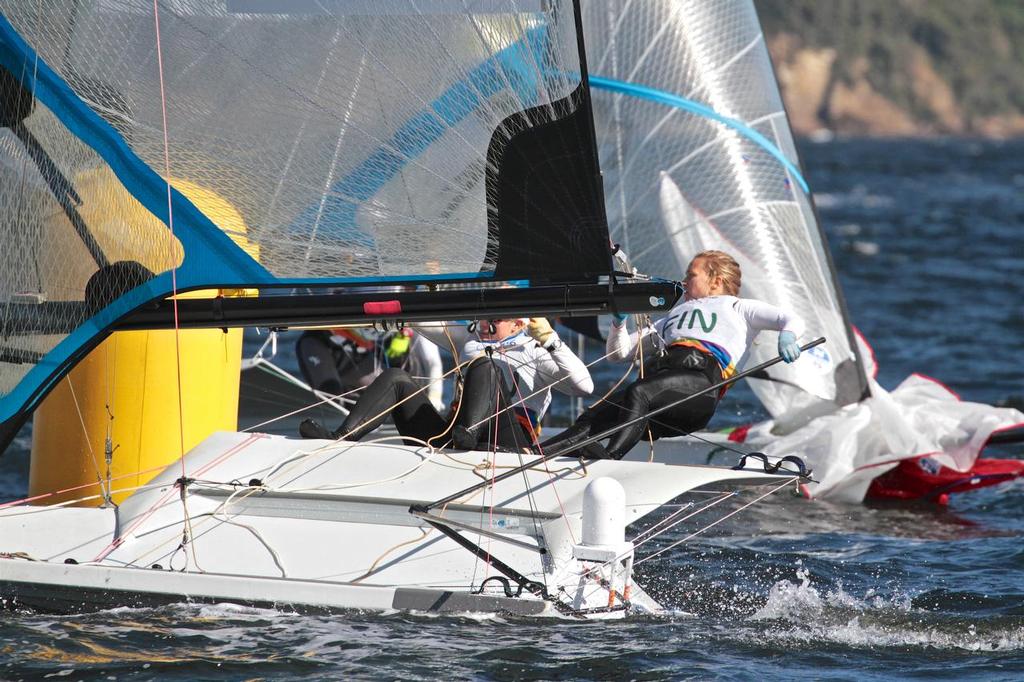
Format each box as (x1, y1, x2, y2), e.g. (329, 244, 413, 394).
(750, 568, 1023, 651)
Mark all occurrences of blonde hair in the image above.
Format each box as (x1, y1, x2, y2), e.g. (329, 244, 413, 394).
(694, 250, 741, 296)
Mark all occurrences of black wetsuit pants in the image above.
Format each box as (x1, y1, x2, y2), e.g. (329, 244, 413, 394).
(336, 362, 533, 451)
(543, 346, 719, 459)
(453, 356, 535, 452)
(336, 367, 447, 446)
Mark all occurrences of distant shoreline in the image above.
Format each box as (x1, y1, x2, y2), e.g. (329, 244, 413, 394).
(757, 0, 1024, 140)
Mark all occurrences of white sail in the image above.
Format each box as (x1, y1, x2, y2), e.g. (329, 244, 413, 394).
(582, 0, 1024, 501)
(582, 0, 868, 424)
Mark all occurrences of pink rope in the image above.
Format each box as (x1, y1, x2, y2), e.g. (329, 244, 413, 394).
(0, 464, 170, 510)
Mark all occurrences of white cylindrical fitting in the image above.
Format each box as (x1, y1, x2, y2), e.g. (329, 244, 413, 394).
(581, 477, 626, 547)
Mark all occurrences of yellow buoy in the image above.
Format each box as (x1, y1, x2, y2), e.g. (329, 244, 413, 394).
(30, 173, 258, 506)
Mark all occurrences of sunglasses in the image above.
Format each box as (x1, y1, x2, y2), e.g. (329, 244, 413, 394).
(468, 318, 517, 334)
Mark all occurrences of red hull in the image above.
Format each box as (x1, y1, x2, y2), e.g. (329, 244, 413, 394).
(866, 456, 1024, 505)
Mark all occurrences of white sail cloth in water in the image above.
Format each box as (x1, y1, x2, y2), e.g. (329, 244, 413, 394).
(752, 355, 1024, 503)
(582, 0, 1021, 501)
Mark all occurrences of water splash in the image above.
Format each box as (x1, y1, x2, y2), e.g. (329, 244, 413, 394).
(750, 568, 1023, 651)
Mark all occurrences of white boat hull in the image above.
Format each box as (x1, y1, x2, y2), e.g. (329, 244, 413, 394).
(0, 431, 793, 618)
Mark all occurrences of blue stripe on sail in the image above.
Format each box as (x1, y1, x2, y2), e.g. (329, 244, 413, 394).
(0, 275, 175, 423)
(587, 75, 810, 194)
(292, 27, 546, 248)
(0, 15, 272, 285)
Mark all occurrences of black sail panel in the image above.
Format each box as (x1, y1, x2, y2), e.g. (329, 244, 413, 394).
(489, 84, 611, 282)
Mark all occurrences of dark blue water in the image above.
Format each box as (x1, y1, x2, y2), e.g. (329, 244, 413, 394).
(2, 138, 1023, 680)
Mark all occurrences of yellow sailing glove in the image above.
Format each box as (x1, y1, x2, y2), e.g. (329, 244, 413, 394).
(527, 317, 559, 349)
(385, 331, 412, 361)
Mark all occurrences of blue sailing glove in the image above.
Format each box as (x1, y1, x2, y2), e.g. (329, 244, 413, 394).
(612, 312, 628, 325)
(778, 331, 800, 363)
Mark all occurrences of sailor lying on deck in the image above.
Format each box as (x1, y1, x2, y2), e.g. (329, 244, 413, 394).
(542, 250, 805, 460)
(299, 317, 593, 451)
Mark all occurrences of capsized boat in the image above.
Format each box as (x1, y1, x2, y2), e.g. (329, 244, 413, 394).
(581, 0, 1024, 503)
(0, 0, 804, 617)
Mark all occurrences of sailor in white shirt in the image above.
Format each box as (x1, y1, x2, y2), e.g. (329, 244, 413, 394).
(300, 317, 593, 452)
(543, 250, 804, 459)
(417, 317, 593, 450)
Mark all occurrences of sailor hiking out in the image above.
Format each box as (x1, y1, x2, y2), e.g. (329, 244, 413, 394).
(544, 250, 805, 459)
(300, 317, 593, 451)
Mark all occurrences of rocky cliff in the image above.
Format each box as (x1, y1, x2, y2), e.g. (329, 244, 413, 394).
(756, 0, 1024, 137)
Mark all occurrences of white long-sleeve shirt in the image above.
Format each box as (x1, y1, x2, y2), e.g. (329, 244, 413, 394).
(409, 334, 444, 411)
(607, 295, 805, 378)
(415, 322, 593, 418)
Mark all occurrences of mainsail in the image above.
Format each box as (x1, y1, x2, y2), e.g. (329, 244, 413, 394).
(0, 1, 678, 450)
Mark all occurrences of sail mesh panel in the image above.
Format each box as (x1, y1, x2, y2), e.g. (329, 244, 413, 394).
(0, 95, 182, 398)
(583, 0, 865, 417)
(0, 0, 592, 416)
(2, 0, 585, 280)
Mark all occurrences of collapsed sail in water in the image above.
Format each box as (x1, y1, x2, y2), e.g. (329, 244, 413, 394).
(0, 1, 678, 450)
(581, 0, 1022, 502)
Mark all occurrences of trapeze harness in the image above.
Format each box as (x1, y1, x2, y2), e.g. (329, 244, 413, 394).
(545, 296, 803, 459)
(439, 331, 539, 450)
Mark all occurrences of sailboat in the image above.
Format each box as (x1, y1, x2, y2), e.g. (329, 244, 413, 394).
(581, 0, 1024, 504)
(0, 1, 802, 617)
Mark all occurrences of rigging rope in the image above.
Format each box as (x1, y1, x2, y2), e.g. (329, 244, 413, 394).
(241, 381, 365, 433)
(504, 357, 576, 544)
(633, 477, 796, 567)
(566, 477, 796, 607)
(63, 373, 105, 496)
(453, 319, 773, 468)
(91, 433, 265, 563)
(152, 0, 197, 571)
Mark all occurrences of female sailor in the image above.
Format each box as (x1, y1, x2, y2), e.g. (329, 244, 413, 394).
(543, 250, 804, 459)
(295, 327, 444, 410)
(299, 317, 593, 452)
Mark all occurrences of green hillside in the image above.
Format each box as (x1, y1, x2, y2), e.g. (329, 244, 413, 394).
(755, 0, 1024, 135)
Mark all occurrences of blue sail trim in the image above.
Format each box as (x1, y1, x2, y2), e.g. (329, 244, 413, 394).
(292, 26, 546, 253)
(587, 75, 811, 194)
(0, 276, 177, 423)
